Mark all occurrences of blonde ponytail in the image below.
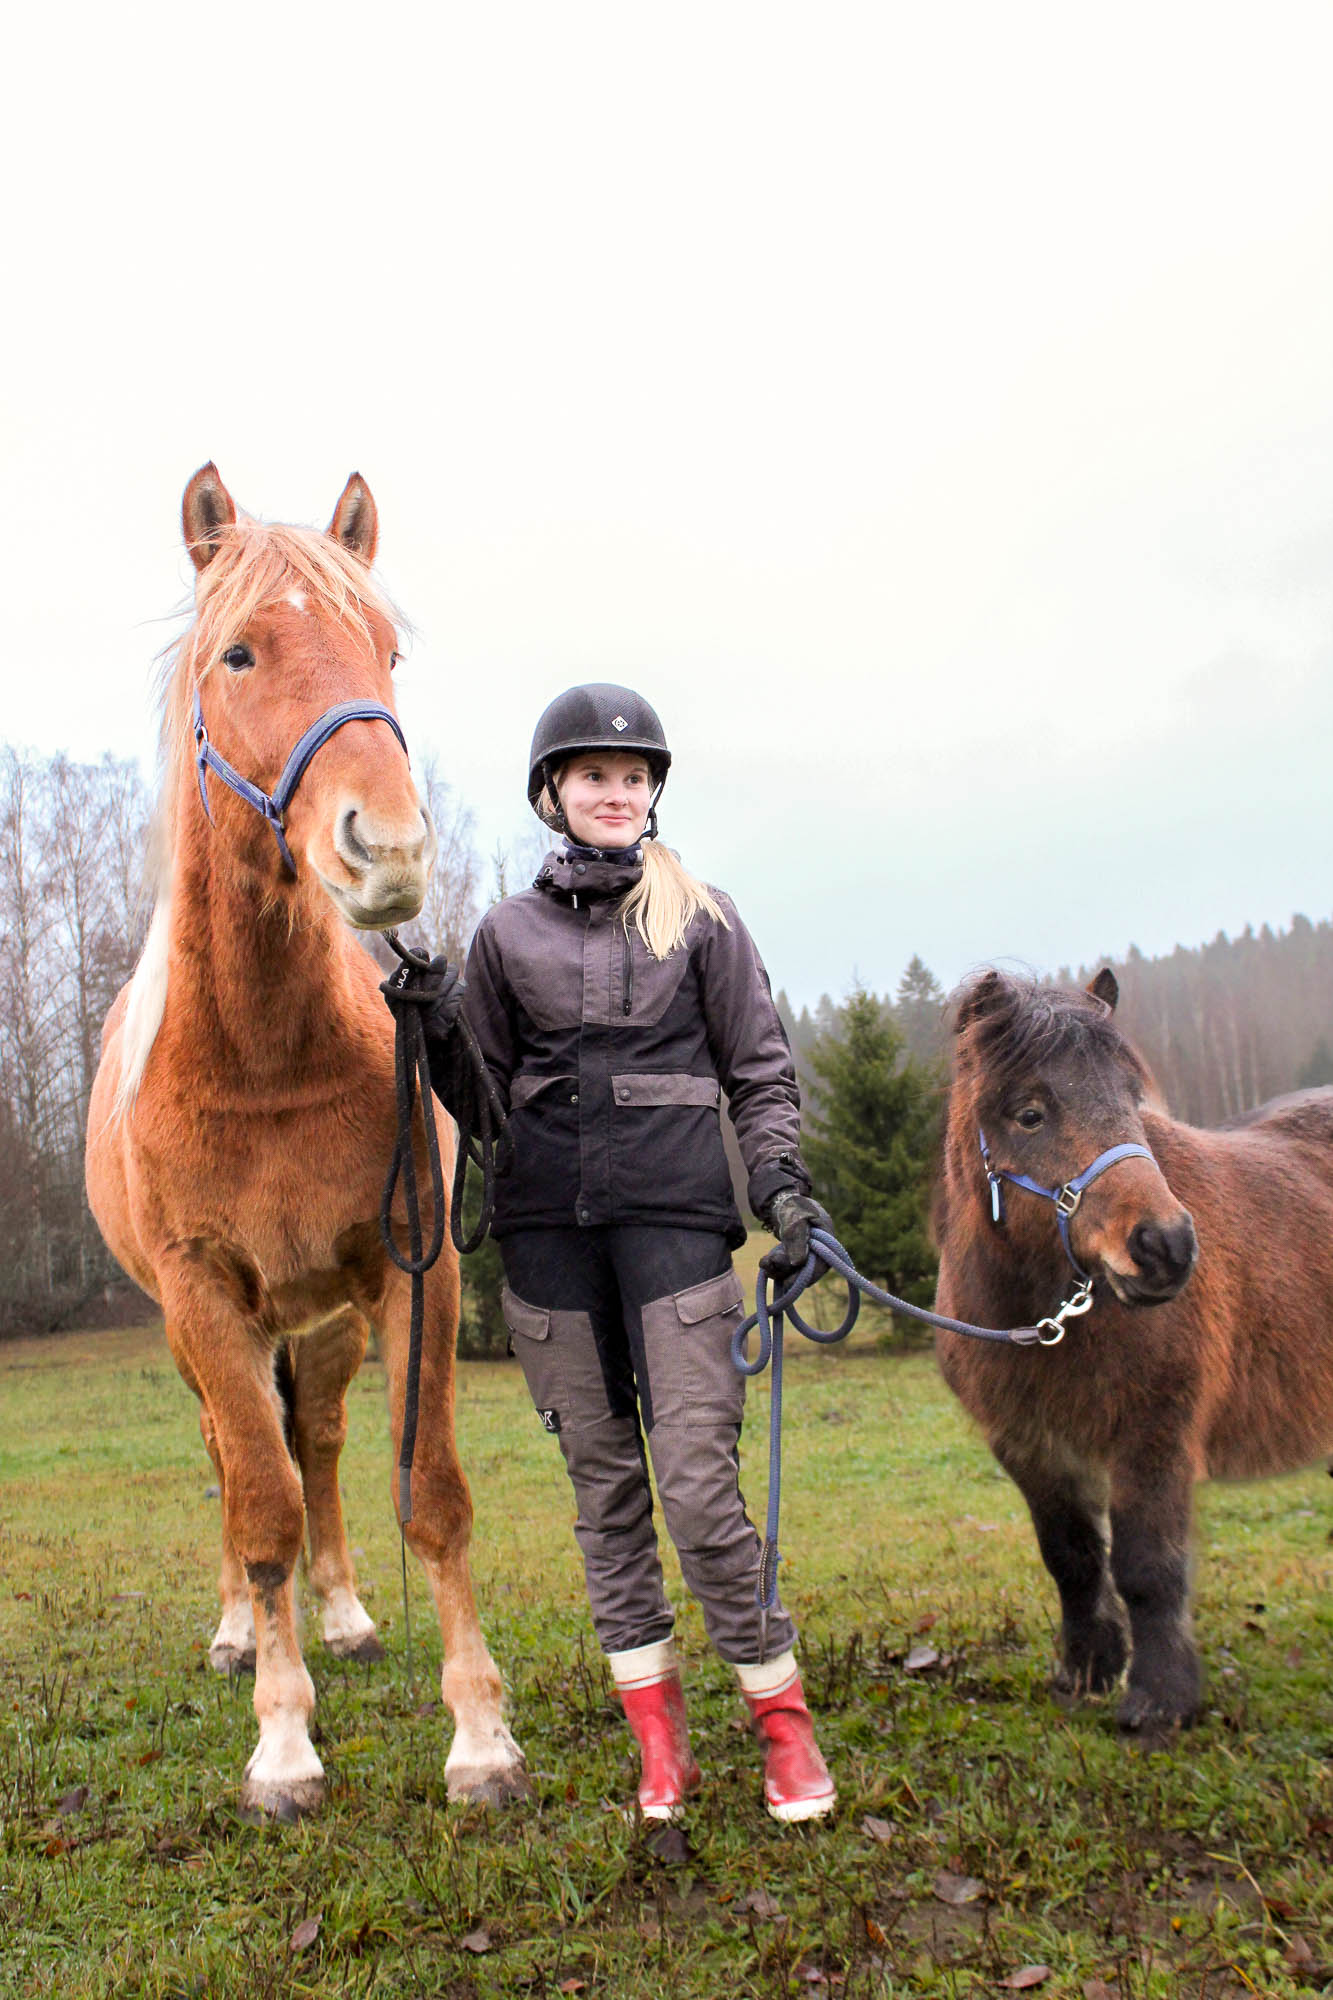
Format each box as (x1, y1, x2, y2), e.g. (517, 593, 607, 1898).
(620, 841, 731, 959)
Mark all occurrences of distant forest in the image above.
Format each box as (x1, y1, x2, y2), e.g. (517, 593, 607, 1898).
(1, 742, 1330, 1334)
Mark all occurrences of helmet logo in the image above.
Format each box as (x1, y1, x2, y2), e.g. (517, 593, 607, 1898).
(611, 715, 628, 731)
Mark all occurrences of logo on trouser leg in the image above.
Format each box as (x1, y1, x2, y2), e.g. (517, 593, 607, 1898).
(538, 1409, 562, 1433)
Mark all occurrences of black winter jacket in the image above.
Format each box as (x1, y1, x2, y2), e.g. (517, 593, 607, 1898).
(456, 845, 811, 1244)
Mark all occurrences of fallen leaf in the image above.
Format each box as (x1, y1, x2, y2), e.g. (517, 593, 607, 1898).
(1000, 1968, 1051, 1990)
(136, 1749, 163, 1767)
(913, 1611, 939, 1634)
(57, 1786, 89, 1816)
(1285, 1935, 1316, 1970)
(460, 1928, 491, 1954)
(558, 1982, 585, 1995)
(646, 1823, 690, 1865)
(797, 1966, 828, 1985)
(289, 1915, 321, 1953)
(1082, 1981, 1116, 2000)
(861, 1815, 894, 1844)
(44, 1837, 70, 1858)
(1263, 1894, 1297, 1920)
(933, 1870, 984, 1906)
(745, 1887, 782, 1917)
(904, 1645, 940, 1673)
(863, 1915, 887, 1947)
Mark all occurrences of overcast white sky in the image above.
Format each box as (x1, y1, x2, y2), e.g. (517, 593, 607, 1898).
(5, 2, 1331, 1009)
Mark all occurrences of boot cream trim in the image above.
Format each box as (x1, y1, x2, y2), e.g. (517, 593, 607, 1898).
(734, 1649, 799, 1697)
(608, 1637, 678, 1690)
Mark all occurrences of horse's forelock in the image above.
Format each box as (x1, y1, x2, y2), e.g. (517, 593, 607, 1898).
(951, 974, 1146, 1101)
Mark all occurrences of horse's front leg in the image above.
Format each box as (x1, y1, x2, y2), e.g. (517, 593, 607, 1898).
(1108, 1450, 1201, 1732)
(377, 1258, 529, 1804)
(160, 1254, 323, 1816)
(993, 1437, 1128, 1697)
(200, 1402, 257, 1672)
(292, 1311, 384, 1662)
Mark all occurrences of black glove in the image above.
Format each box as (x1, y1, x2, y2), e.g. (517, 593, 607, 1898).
(380, 955, 471, 1118)
(761, 1190, 834, 1281)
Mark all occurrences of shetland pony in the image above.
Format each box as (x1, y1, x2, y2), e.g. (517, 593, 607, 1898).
(934, 967, 1333, 1731)
(86, 466, 527, 1815)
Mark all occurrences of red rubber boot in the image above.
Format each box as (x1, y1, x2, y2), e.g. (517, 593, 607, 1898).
(610, 1642, 701, 1820)
(738, 1655, 836, 1823)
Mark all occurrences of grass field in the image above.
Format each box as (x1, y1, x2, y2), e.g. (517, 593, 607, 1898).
(5, 1265, 1333, 1997)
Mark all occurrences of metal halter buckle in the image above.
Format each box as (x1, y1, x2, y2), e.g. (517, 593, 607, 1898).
(1053, 1183, 1082, 1218)
(1034, 1279, 1095, 1346)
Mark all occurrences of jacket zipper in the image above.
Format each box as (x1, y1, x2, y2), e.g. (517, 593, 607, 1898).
(622, 929, 634, 1015)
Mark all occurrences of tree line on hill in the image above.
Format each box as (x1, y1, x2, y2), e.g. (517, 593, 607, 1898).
(1, 742, 1330, 1342)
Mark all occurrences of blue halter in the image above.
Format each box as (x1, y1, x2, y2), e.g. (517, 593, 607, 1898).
(192, 688, 409, 876)
(978, 1127, 1155, 1286)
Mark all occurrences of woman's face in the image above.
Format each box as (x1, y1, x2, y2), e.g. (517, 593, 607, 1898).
(557, 752, 654, 847)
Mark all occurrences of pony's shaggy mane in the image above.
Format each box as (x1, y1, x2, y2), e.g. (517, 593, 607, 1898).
(951, 971, 1151, 1099)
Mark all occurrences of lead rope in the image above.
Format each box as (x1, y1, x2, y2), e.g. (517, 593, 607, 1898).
(377, 931, 513, 1681)
(733, 1228, 1092, 1653)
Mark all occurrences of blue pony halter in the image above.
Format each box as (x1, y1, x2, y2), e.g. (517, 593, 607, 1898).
(978, 1128, 1155, 1287)
(192, 688, 409, 876)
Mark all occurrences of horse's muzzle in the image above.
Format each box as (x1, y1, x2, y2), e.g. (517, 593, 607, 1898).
(1123, 1213, 1198, 1302)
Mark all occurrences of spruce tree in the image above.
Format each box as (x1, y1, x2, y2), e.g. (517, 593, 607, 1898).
(804, 985, 940, 1329)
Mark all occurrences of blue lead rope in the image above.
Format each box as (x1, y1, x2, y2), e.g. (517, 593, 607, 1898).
(730, 1228, 1080, 1638)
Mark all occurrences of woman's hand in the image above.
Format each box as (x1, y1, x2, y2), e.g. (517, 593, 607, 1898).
(761, 1191, 834, 1280)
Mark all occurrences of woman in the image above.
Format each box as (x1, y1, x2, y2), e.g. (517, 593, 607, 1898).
(420, 683, 836, 1822)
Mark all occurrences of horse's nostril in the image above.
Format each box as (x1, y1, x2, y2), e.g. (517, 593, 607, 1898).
(338, 808, 373, 869)
(1130, 1219, 1196, 1283)
(1129, 1223, 1166, 1272)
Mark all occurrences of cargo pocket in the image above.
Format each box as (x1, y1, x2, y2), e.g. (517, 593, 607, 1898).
(640, 1266, 746, 1429)
(501, 1284, 567, 1436)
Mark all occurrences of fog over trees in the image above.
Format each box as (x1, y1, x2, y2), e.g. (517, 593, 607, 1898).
(2, 741, 1331, 1336)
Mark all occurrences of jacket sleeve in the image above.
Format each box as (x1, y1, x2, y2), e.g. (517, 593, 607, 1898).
(456, 915, 517, 1114)
(697, 894, 813, 1217)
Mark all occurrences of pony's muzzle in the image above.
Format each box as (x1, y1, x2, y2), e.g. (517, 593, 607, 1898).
(1126, 1213, 1197, 1300)
(325, 800, 436, 927)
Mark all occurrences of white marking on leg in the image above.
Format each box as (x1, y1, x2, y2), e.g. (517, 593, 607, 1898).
(321, 1585, 378, 1651)
(209, 1596, 256, 1669)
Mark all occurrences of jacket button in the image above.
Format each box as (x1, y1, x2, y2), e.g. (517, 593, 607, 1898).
(577, 1207, 591, 1223)
(574, 863, 587, 875)
(570, 1093, 579, 1104)
(617, 1088, 630, 1102)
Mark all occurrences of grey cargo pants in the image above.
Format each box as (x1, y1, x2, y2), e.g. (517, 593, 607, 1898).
(499, 1226, 796, 1665)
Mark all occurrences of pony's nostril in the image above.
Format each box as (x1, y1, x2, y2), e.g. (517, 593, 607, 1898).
(337, 807, 373, 870)
(1130, 1219, 1196, 1283)
(1129, 1223, 1167, 1273)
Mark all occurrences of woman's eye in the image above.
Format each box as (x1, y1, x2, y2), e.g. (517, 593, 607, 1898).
(1015, 1107, 1044, 1131)
(222, 643, 255, 672)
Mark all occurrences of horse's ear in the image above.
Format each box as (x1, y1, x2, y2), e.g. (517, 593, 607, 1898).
(328, 474, 378, 565)
(1088, 966, 1119, 1013)
(953, 969, 1005, 1034)
(182, 463, 236, 572)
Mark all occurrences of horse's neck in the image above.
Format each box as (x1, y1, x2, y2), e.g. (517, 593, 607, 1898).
(165, 817, 360, 1078)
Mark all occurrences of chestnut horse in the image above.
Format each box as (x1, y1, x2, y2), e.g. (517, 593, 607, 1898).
(934, 967, 1333, 1732)
(86, 466, 527, 1816)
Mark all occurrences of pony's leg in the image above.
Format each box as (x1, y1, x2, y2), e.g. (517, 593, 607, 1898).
(994, 1442, 1128, 1697)
(1108, 1454, 1201, 1731)
(377, 1261, 529, 1804)
(200, 1405, 257, 1673)
(291, 1310, 384, 1662)
(160, 1259, 324, 1816)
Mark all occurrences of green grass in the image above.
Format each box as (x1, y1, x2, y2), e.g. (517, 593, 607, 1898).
(4, 1273, 1333, 1997)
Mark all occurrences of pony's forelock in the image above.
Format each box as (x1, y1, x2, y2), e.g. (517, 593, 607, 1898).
(950, 971, 1150, 1100)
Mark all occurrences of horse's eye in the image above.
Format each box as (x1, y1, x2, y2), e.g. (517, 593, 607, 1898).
(1015, 1107, 1044, 1131)
(222, 643, 255, 672)
(389, 651, 399, 670)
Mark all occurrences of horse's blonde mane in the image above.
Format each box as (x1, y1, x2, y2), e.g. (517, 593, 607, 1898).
(113, 516, 400, 1122)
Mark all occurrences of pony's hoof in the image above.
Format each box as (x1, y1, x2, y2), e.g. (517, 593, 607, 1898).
(326, 1629, 386, 1664)
(445, 1759, 533, 1807)
(209, 1641, 256, 1676)
(1116, 1687, 1194, 1737)
(238, 1774, 326, 1822)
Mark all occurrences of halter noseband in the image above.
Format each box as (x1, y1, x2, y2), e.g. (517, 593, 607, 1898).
(978, 1127, 1155, 1337)
(192, 688, 409, 876)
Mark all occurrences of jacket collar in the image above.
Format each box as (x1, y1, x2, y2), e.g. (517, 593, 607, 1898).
(536, 841, 645, 903)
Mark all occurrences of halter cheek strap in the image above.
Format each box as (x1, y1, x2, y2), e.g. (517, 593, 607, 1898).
(978, 1128, 1155, 1286)
(193, 689, 409, 876)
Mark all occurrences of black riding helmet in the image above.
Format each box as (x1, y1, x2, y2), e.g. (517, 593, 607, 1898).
(527, 683, 671, 837)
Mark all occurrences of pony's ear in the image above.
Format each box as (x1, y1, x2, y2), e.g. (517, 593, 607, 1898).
(1088, 966, 1119, 1013)
(953, 969, 1005, 1034)
(182, 463, 236, 572)
(328, 474, 378, 565)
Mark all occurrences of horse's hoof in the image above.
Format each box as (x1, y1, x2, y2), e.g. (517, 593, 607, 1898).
(209, 1642, 256, 1676)
(445, 1760, 533, 1807)
(238, 1774, 326, 1821)
(326, 1629, 386, 1664)
(1116, 1687, 1194, 1737)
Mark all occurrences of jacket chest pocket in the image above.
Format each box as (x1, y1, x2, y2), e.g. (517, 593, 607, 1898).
(610, 1073, 720, 1109)
(638, 1265, 746, 1429)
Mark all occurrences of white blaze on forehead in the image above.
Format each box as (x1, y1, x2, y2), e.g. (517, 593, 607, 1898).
(286, 590, 307, 611)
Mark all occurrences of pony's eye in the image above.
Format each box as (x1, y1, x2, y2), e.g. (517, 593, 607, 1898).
(222, 643, 255, 672)
(1015, 1107, 1044, 1131)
